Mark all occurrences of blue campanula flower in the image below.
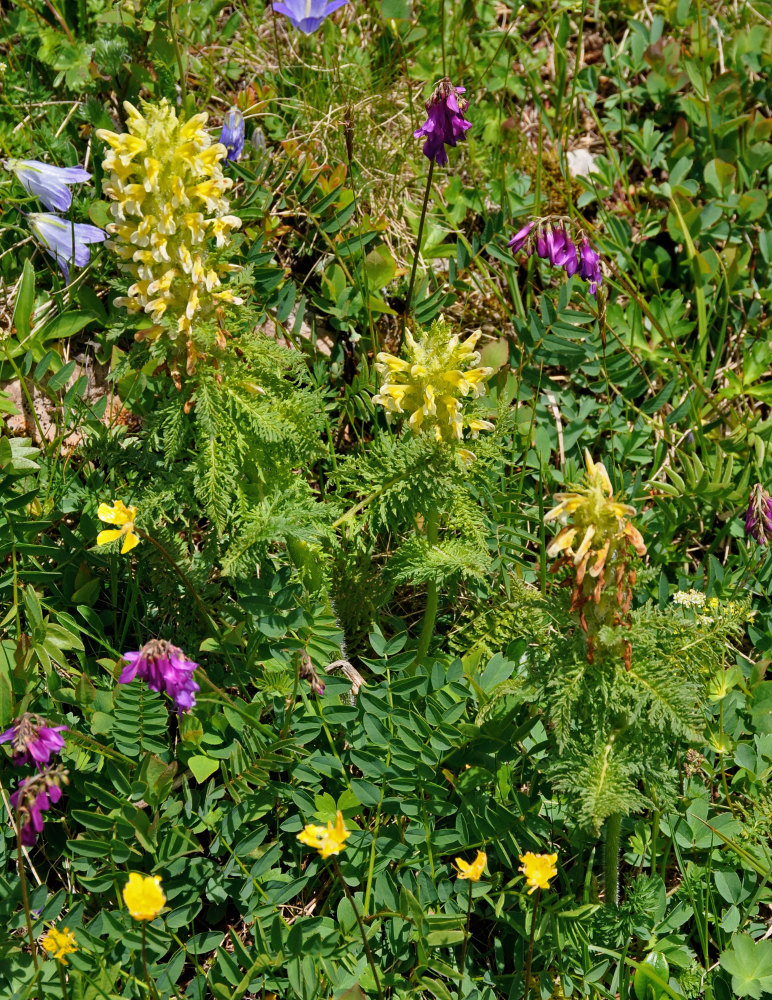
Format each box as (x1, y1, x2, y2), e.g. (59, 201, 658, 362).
(272, 0, 348, 34)
(4, 158, 91, 212)
(27, 212, 107, 283)
(219, 106, 245, 161)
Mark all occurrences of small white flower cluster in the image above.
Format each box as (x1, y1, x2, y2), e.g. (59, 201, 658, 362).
(671, 589, 706, 608)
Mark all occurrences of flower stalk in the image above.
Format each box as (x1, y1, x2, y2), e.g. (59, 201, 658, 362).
(603, 812, 622, 906)
(402, 159, 433, 345)
(413, 508, 439, 665)
(332, 859, 385, 1000)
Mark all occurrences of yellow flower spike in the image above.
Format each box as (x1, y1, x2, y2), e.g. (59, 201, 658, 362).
(96, 500, 140, 554)
(372, 317, 494, 445)
(518, 852, 558, 894)
(123, 872, 166, 921)
(40, 924, 78, 964)
(455, 850, 487, 881)
(297, 810, 351, 859)
(98, 99, 242, 365)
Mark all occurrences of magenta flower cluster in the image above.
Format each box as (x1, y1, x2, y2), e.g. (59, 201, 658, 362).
(746, 483, 772, 545)
(2, 714, 68, 846)
(11, 773, 66, 846)
(0, 714, 67, 767)
(120, 639, 200, 713)
(508, 221, 603, 295)
(414, 79, 472, 167)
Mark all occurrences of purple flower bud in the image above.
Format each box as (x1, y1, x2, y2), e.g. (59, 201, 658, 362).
(746, 484, 772, 545)
(413, 79, 472, 167)
(27, 212, 106, 284)
(120, 639, 199, 713)
(10, 768, 68, 847)
(4, 158, 91, 213)
(507, 221, 535, 254)
(0, 714, 67, 768)
(219, 107, 245, 161)
(272, 0, 348, 33)
(536, 233, 548, 258)
(577, 237, 602, 294)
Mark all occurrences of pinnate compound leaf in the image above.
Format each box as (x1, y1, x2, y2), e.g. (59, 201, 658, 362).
(719, 934, 772, 998)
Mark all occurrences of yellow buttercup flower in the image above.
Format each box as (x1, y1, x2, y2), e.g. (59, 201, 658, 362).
(96, 500, 140, 554)
(122, 872, 166, 921)
(372, 316, 494, 444)
(297, 810, 350, 859)
(518, 852, 558, 894)
(97, 100, 242, 366)
(455, 850, 487, 881)
(40, 924, 78, 964)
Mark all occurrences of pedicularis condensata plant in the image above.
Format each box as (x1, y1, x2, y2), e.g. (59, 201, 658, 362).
(97, 100, 242, 370)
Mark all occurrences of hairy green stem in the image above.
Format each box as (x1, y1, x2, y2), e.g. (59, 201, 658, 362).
(522, 889, 540, 1000)
(603, 812, 622, 906)
(332, 860, 385, 1000)
(456, 879, 473, 1000)
(401, 159, 435, 347)
(141, 924, 161, 1000)
(167, 0, 187, 103)
(17, 819, 39, 975)
(413, 509, 439, 665)
(58, 960, 69, 1000)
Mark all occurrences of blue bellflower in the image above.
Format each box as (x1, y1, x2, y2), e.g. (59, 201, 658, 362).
(4, 158, 91, 213)
(27, 212, 106, 283)
(272, 0, 348, 34)
(219, 107, 245, 161)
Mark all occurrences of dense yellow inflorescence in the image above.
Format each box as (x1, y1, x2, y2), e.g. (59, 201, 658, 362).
(97, 100, 242, 353)
(373, 317, 494, 445)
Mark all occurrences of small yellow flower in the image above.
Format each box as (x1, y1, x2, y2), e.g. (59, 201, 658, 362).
(455, 850, 487, 881)
(297, 810, 350, 859)
(40, 924, 78, 964)
(518, 852, 558, 894)
(122, 872, 166, 920)
(96, 500, 140, 554)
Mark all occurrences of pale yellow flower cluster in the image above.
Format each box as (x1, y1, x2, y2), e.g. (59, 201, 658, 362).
(372, 317, 494, 445)
(97, 100, 242, 351)
(545, 450, 646, 583)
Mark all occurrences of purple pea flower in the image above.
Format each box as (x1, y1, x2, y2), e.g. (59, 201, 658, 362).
(219, 107, 245, 161)
(272, 0, 348, 34)
(10, 769, 68, 847)
(120, 639, 200, 713)
(0, 714, 67, 768)
(4, 158, 91, 213)
(27, 212, 106, 283)
(577, 238, 602, 294)
(746, 483, 772, 545)
(414, 79, 472, 167)
(507, 221, 535, 254)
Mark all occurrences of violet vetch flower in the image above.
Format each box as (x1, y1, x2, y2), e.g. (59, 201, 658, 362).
(4, 158, 91, 213)
(27, 212, 107, 283)
(507, 219, 603, 296)
(219, 107, 245, 161)
(414, 78, 472, 167)
(272, 0, 348, 34)
(745, 483, 772, 545)
(10, 768, 68, 847)
(0, 714, 67, 768)
(120, 639, 200, 712)
(507, 221, 535, 254)
(577, 238, 602, 294)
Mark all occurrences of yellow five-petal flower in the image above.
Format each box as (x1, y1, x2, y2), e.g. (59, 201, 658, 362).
(518, 852, 558, 894)
(96, 500, 140, 554)
(122, 872, 165, 920)
(40, 924, 78, 964)
(297, 810, 350, 859)
(455, 850, 487, 881)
